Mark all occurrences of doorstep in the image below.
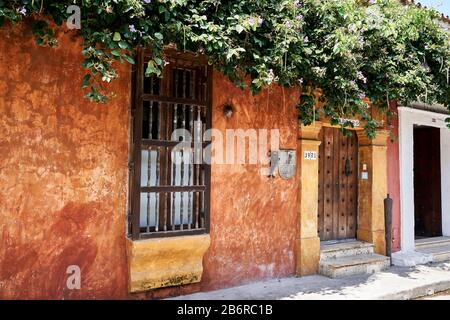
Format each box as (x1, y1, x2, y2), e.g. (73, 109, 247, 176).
(392, 237, 450, 267)
(319, 240, 390, 278)
(416, 237, 450, 264)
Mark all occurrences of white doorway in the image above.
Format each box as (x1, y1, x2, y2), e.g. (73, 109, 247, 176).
(392, 106, 450, 266)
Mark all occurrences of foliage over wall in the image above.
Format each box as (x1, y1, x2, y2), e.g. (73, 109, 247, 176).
(1, 0, 449, 136)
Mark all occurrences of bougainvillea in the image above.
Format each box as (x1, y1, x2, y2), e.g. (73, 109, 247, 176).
(1, 0, 449, 136)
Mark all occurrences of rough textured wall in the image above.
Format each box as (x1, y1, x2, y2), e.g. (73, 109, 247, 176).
(0, 22, 300, 299)
(0, 22, 131, 299)
(149, 74, 300, 299)
(387, 102, 401, 252)
(205, 74, 299, 289)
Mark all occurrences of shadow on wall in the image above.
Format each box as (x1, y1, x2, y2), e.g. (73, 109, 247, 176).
(0, 202, 127, 299)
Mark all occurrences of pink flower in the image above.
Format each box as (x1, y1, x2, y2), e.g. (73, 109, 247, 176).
(129, 25, 137, 33)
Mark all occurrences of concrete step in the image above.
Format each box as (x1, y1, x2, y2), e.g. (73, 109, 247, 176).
(416, 244, 450, 263)
(319, 254, 390, 278)
(415, 237, 450, 250)
(320, 240, 374, 260)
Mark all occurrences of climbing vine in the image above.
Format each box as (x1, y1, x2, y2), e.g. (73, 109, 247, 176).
(1, 0, 449, 136)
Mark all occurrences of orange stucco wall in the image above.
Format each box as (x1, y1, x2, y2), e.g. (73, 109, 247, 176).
(0, 22, 300, 299)
(205, 74, 300, 290)
(0, 22, 130, 299)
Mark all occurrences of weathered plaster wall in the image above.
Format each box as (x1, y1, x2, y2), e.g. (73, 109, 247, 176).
(205, 74, 299, 290)
(148, 75, 300, 299)
(0, 22, 300, 299)
(387, 102, 401, 252)
(0, 22, 130, 299)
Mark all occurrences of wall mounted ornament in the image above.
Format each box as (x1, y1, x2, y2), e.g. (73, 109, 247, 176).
(268, 150, 296, 179)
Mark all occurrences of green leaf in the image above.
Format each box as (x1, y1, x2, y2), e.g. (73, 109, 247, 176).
(145, 60, 160, 76)
(124, 55, 135, 65)
(118, 41, 128, 49)
(113, 32, 121, 41)
(154, 32, 163, 40)
(82, 74, 91, 88)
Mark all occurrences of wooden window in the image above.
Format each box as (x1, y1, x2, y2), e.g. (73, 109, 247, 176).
(128, 48, 212, 240)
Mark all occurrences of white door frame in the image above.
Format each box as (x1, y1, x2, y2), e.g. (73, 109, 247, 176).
(393, 106, 450, 266)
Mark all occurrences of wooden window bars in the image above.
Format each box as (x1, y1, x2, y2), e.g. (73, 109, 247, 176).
(128, 48, 212, 240)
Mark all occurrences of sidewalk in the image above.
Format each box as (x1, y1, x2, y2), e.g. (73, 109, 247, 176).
(171, 262, 450, 300)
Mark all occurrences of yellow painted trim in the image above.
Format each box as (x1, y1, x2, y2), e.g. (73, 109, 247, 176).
(296, 127, 322, 276)
(356, 129, 389, 255)
(296, 125, 389, 276)
(126, 234, 211, 293)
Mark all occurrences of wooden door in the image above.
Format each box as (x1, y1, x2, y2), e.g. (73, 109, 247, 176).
(414, 126, 442, 238)
(318, 127, 358, 241)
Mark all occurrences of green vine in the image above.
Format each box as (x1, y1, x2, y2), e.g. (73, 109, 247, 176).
(1, 0, 449, 135)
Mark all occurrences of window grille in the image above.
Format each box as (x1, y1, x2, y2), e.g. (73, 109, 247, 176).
(129, 48, 212, 240)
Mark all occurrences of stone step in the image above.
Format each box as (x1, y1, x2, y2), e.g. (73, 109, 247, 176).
(320, 240, 374, 260)
(319, 253, 390, 278)
(319, 254, 391, 278)
(416, 244, 450, 263)
(415, 237, 450, 250)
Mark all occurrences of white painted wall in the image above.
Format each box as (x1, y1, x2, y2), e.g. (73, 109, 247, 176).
(398, 108, 415, 252)
(442, 128, 450, 237)
(398, 107, 450, 253)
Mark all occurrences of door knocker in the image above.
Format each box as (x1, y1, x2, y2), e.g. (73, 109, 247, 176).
(345, 158, 351, 177)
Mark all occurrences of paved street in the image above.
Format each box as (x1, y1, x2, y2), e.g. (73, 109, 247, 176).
(171, 262, 450, 300)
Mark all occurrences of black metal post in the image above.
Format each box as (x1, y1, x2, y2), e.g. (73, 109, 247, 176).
(384, 194, 393, 262)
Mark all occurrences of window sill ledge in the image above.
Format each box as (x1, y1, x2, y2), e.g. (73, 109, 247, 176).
(126, 234, 211, 293)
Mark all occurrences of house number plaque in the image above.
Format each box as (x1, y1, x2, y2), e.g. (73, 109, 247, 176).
(304, 151, 317, 160)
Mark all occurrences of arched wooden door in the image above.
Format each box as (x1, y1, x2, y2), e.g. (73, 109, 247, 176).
(318, 127, 358, 241)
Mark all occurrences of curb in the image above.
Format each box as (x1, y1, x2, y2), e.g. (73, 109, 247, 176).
(380, 280, 450, 300)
